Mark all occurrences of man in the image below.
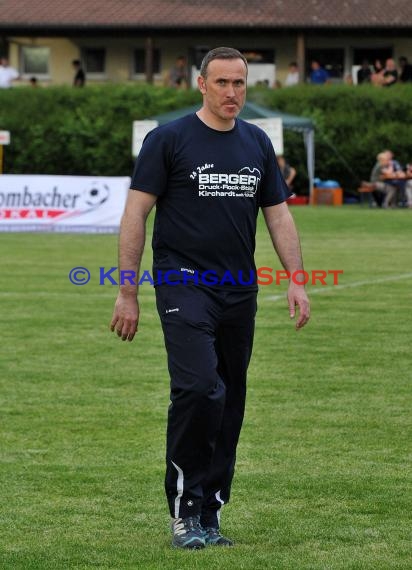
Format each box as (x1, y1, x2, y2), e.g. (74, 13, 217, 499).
(72, 59, 85, 87)
(110, 47, 310, 549)
(309, 60, 329, 85)
(284, 62, 299, 86)
(168, 55, 188, 88)
(399, 56, 412, 83)
(370, 152, 399, 208)
(0, 56, 19, 88)
(356, 59, 372, 84)
(277, 155, 297, 189)
(382, 58, 398, 87)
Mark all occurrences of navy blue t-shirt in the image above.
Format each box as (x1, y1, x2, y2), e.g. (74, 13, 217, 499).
(130, 113, 291, 289)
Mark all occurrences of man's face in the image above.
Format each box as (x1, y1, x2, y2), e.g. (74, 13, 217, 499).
(198, 58, 247, 125)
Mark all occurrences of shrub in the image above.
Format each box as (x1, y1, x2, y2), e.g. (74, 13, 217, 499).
(255, 83, 412, 193)
(0, 84, 200, 176)
(1, 83, 411, 195)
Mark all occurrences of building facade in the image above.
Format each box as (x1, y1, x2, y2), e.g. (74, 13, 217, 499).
(1, 0, 411, 87)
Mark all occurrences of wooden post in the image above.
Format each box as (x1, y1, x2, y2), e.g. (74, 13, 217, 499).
(297, 33, 305, 84)
(145, 36, 154, 84)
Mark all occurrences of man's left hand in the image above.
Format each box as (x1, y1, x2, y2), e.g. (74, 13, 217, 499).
(288, 282, 310, 330)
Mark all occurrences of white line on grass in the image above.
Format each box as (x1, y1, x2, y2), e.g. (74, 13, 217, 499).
(264, 272, 412, 302)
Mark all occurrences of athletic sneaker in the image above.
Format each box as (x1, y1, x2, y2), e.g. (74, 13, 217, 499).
(171, 516, 206, 549)
(203, 527, 234, 546)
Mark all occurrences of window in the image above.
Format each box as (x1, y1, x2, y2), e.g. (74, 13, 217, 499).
(353, 47, 392, 66)
(134, 48, 161, 74)
(82, 48, 106, 74)
(238, 49, 275, 64)
(21, 46, 50, 77)
(238, 48, 276, 87)
(306, 48, 344, 79)
(191, 46, 210, 70)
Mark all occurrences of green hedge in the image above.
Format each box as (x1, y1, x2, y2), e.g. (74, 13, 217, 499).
(1, 83, 411, 194)
(255, 83, 412, 193)
(0, 84, 200, 177)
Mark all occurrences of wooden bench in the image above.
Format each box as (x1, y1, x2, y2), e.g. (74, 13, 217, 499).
(357, 182, 376, 206)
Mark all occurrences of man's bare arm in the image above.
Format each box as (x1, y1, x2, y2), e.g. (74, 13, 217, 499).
(262, 201, 310, 330)
(110, 189, 157, 341)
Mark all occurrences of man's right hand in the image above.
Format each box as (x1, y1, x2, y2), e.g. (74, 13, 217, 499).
(110, 293, 139, 342)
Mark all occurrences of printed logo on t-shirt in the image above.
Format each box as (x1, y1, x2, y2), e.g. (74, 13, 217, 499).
(190, 163, 261, 198)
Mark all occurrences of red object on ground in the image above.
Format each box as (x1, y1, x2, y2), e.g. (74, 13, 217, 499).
(287, 195, 309, 205)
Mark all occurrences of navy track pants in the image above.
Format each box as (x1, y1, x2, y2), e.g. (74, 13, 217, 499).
(155, 284, 257, 527)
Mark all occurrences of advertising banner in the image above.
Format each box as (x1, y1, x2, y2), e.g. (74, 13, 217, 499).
(132, 120, 158, 157)
(247, 117, 283, 155)
(0, 175, 130, 233)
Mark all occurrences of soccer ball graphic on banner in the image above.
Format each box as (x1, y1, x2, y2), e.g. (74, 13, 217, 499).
(82, 180, 110, 209)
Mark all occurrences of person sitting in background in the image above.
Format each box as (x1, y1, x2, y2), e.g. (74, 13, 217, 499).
(383, 149, 402, 172)
(309, 60, 329, 84)
(382, 58, 398, 87)
(357, 60, 372, 84)
(370, 152, 398, 208)
(399, 57, 412, 83)
(277, 155, 296, 190)
(284, 62, 299, 86)
(382, 149, 407, 205)
(404, 163, 412, 208)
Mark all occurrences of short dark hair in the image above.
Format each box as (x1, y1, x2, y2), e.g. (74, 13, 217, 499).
(200, 47, 248, 78)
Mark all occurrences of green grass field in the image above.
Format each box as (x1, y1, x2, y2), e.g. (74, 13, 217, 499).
(1, 206, 411, 569)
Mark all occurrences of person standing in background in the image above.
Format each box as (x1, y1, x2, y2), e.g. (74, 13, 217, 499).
(168, 55, 188, 88)
(309, 60, 329, 85)
(382, 58, 398, 87)
(277, 155, 297, 190)
(284, 62, 299, 86)
(399, 57, 412, 82)
(0, 56, 19, 88)
(357, 60, 372, 84)
(72, 59, 86, 87)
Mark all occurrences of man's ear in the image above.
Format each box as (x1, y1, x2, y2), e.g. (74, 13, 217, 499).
(197, 76, 206, 94)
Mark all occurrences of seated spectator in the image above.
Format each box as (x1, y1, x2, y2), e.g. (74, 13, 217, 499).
(383, 149, 403, 172)
(284, 62, 299, 86)
(383, 149, 407, 205)
(357, 59, 372, 84)
(277, 155, 296, 189)
(382, 58, 398, 87)
(309, 60, 329, 84)
(404, 163, 412, 208)
(399, 56, 412, 83)
(370, 152, 398, 208)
